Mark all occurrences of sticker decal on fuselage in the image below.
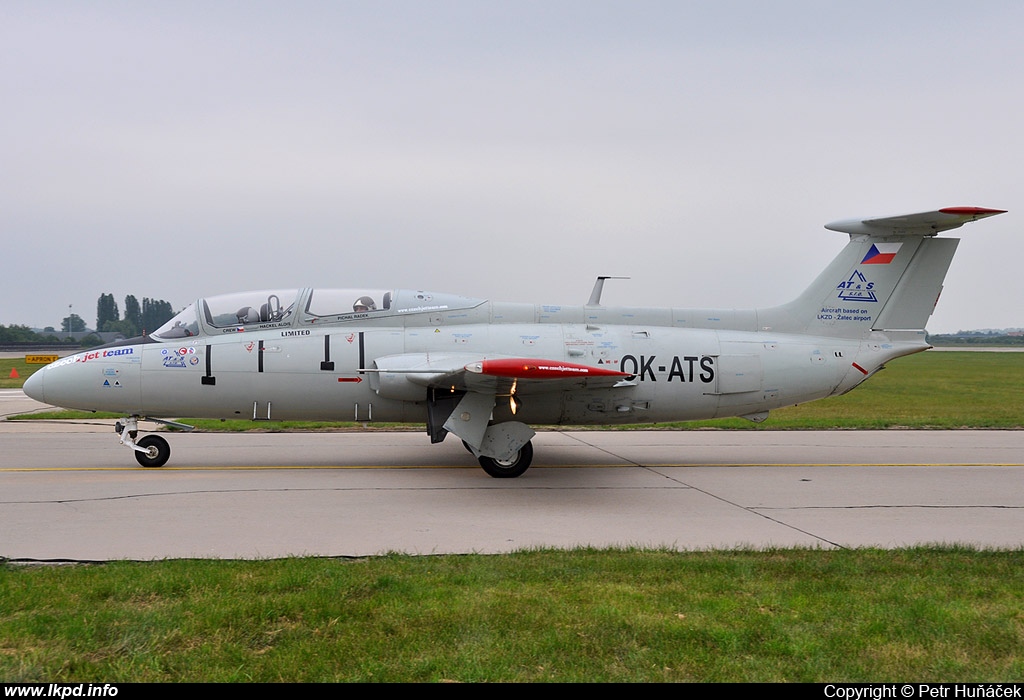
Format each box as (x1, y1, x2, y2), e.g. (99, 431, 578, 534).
(70, 348, 135, 364)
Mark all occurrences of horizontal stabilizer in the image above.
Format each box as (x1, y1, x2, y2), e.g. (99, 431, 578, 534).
(825, 207, 1005, 237)
(761, 205, 1005, 339)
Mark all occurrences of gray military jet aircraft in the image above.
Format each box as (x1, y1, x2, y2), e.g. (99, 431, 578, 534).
(24, 206, 1005, 477)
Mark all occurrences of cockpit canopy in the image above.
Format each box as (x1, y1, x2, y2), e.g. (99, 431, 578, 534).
(151, 288, 481, 340)
(203, 289, 306, 329)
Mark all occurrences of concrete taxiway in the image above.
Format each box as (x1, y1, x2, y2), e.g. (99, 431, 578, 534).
(2, 392, 1022, 560)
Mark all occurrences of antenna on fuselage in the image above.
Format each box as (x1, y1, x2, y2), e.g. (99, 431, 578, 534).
(586, 276, 629, 306)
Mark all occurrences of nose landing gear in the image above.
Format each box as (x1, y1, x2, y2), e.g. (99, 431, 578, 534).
(115, 416, 192, 468)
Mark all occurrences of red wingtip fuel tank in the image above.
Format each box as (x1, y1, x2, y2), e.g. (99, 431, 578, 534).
(465, 358, 631, 379)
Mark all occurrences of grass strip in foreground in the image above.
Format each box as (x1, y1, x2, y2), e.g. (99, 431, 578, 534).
(2, 547, 1022, 682)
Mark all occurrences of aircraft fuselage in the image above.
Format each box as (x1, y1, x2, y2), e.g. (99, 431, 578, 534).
(30, 302, 906, 426)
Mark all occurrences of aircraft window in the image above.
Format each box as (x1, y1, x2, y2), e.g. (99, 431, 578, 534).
(203, 290, 300, 328)
(152, 304, 200, 339)
(306, 289, 391, 317)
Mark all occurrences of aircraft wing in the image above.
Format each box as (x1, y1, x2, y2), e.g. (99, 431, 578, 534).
(370, 353, 633, 397)
(825, 206, 1006, 236)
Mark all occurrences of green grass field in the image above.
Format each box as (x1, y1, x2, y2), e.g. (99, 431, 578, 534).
(2, 548, 1022, 682)
(0, 357, 43, 389)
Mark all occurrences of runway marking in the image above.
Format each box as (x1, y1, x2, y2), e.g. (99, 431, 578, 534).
(2, 462, 1024, 473)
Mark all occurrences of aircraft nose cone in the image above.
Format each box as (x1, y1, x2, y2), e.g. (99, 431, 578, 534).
(23, 369, 44, 403)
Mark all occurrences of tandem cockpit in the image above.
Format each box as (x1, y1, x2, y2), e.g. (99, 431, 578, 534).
(150, 288, 483, 340)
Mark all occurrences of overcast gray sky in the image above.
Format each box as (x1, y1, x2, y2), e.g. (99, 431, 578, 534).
(2, 1, 1020, 333)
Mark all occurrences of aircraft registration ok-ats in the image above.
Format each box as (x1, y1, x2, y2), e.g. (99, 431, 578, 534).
(24, 206, 1005, 477)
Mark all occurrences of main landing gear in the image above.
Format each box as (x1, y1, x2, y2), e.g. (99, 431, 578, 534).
(115, 416, 191, 468)
(477, 441, 534, 478)
(463, 438, 535, 478)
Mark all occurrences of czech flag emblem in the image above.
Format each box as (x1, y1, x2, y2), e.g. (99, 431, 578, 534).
(861, 243, 902, 265)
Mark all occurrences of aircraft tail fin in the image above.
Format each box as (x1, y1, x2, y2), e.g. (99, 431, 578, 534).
(760, 207, 1005, 339)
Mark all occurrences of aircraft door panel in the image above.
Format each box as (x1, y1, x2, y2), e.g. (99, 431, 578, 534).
(249, 334, 337, 420)
(195, 342, 255, 417)
(250, 332, 404, 421)
(716, 354, 763, 394)
(354, 330, 415, 421)
(358, 330, 406, 369)
(711, 340, 848, 417)
(763, 343, 846, 404)
(309, 330, 408, 421)
(139, 341, 254, 418)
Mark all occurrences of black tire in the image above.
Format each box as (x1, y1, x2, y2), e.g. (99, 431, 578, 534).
(135, 435, 170, 468)
(478, 440, 533, 478)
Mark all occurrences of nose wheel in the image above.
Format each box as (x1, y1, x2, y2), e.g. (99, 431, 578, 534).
(134, 435, 171, 468)
(116, 416, 183, 468)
